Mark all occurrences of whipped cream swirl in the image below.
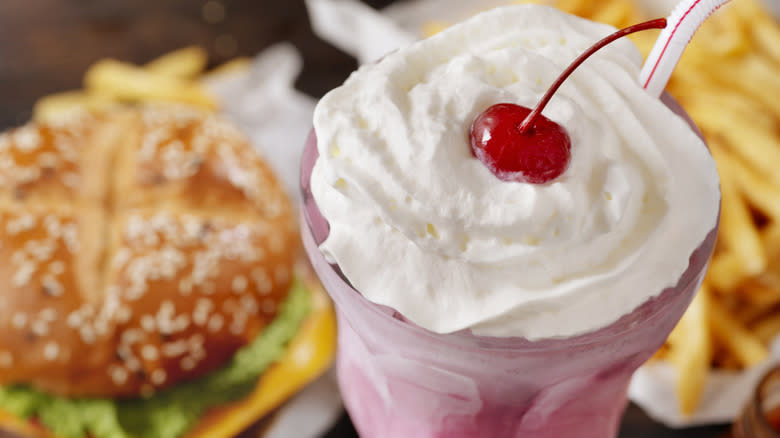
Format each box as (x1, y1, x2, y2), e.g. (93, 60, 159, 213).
(310, 5, 720, 339)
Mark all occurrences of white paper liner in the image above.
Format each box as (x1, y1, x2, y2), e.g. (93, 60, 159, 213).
(629, 351, 780, 428)
(204, 44, 341, 437)
(204, 42, 316, 199)
(306, 0, 780, 429)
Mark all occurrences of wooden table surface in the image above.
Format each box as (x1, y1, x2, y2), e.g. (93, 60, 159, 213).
(0, 1, 734, 437)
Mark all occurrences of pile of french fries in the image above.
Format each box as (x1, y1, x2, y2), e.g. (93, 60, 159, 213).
(33, 46, 250, 121)
(424, 0, 780, 416)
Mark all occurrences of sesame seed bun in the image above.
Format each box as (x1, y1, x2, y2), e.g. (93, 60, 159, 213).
(0, 105, 299, 398)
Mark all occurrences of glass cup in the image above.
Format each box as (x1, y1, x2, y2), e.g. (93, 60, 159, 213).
(300, 94, 719, 438)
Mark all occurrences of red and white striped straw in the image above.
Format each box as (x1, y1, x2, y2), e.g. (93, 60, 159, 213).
(639, 0, 733, 97)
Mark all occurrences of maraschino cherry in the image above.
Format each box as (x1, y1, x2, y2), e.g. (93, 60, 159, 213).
(470, 18, 667, 184)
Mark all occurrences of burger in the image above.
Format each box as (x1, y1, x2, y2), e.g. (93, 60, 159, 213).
(0, 105, 335, 438)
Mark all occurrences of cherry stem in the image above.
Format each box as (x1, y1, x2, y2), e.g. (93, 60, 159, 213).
(518, 18, 668, 135)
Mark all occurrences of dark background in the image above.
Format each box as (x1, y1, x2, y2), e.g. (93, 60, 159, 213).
(0, 0, 733, 437)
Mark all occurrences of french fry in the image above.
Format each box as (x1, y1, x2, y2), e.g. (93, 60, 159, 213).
(763, 224, 780, 258)
(709, 296, 769, 368)
(202, 57, 252, 81)
(590, 0, 633, 27)
(144, 46, 209, 78)
(734, 280, 780, 324)
(554, 0, 593, 16)
(716, 158, 767, 276)
(84, 59, 216, 109)
(32, 90, 116, 122)
(697, 113, 780, 187)
(751, 313, 780, 344)
(706, 252, 746, 294)
(753, 313, 780, 345)
(691, 10, 748, 56)
(422, 21, 449, 38)
(731, 0, 780, 63)
(684, 93, 776, 135)
(666, 286, 711, 415)
(712, 143, 780, 222)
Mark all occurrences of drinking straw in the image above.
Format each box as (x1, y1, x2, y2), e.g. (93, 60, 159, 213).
(639, 0, 733, 97)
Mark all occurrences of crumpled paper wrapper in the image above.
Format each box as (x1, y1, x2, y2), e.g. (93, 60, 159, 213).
(204, 43, 342, 438)
(306, 0, 780, 429)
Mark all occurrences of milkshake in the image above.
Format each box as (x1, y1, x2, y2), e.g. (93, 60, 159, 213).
(302, 5, 720, 437)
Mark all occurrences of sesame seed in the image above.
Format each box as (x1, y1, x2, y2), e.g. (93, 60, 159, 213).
(229, 321, 245, 335)
(43, 342, 59, 361)
(125, 357, 142, 372)
(41, 275, 64, 296)
(190, 334, 204, 349)
(159, 300, 175, 317)
(112, 249, 131, 270)
(12, 262, 36, 288)
(6, 214, 36, 235)
(241, 296, 258, 315)
(121, 329, 143, 345)
(110, 366, 129, 385)
(116, 345, 132, 360)
(31, 320, 49, 336)
(192, 298, 213, 326)
(173, 314, 190, 332)
(11, 313, 27, 329)
(231, 275, 247, 293)
(39, 308, 57, 321)
(0, 352, 13, 368)
(43, 216, 62, 240)
(140, 315, 156, 332)
(80, 326, 96, 344)
(191, 349, 206, 363)
(252, 268, 272, 295)
(62, 223, 79, 253)
(141, 345, 159, 361)
(117, 306, 133, 323)
(162, 341, 188, 357)
(151, 369, 167, 385)
(181, 357, 196, 371)
(207, 314, 224, 333)
(94, 319, 109, 336)
(66, 311, 82, 328)
(26, 239, 56, 262)
(178, 277, 193, 295)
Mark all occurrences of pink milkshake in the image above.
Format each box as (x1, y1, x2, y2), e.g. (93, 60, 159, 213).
(302, 5, 720, 438)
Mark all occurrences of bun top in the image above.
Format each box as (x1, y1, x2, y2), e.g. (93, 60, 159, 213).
(0, 106, 297, 398)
